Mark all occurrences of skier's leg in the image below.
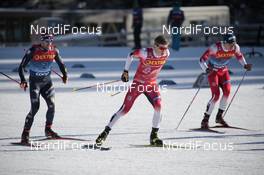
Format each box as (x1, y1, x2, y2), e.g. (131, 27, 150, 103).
(40, 79, 58, 138)
(96, 82, 142, 145)
(201, 72, 220, 128)
(21, 80, 41, 143)
(144, 84, 163, 145)
(216, 71, 231, 126)
(107, 86, 142, 128)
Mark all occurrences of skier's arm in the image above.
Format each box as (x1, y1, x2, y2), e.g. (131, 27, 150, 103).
(199, 45, 216, 73)
(234, 44, 247, 66)
(54, 48, 67, 77)
(124, 52, 134, 71)
(122, 52, 135, 82)
(18, 48, 33, 83)
(199, 49, 210, 72)
(54, 48, 68, 83)
(122, 49, 142, 82)
(234, 44, 252, 71)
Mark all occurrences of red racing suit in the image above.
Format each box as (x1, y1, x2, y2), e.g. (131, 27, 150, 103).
(199, 41, 247, 115)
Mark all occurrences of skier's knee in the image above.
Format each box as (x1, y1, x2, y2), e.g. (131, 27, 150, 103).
(31, 102, 40, 115)
(223, 88, 231, 97)
(213, 92, 220, 102)
(154, 99, 161, 111)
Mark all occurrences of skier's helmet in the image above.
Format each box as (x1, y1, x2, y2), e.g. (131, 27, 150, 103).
(223, 33, 236, 44)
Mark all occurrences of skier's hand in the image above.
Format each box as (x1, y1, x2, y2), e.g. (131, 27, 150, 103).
(206, 67, 213, 74)
(244, 64, 252, 71)
(121, 70, 129, 82)
(20, 81, 28, 91)
(62, 74, 68, 84)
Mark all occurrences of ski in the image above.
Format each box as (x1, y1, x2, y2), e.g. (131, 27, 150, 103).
(33, 136, 89, 142)
(210, 125, 252, 131)
(10, 142, 41, 148)
(189, 128, 225, 134)
(82, 144, 111, 151)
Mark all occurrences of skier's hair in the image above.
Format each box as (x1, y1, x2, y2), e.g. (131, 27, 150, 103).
(154, 35, 168, 45)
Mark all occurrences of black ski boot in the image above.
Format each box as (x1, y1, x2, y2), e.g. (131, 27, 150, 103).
(201, 113, 210, 129)
(150, 128, 163, 146)
(95, 126, 111, 146)
(21, 129, 30, 144)
(215, 109, 229, 127)
(45, 126, 60, 138)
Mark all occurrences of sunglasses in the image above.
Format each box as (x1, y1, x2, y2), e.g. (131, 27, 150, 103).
(155, 44, 168, 51)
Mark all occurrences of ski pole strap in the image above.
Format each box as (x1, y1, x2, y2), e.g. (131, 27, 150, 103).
(73, 80, 121, 92)
(223, 70, 248, 118)
(0, 71, 20, 84)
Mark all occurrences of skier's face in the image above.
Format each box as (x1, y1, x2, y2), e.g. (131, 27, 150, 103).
(225, 42, 235, 50)
(41, 40, 52, 49)
(154, 43, 168, 53)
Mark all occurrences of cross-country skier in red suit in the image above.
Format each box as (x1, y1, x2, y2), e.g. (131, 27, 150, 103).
(199, 33, 252, 129)
(96, 35, 170, 146)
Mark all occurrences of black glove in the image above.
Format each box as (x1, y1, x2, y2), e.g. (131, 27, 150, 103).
(62, 74, 68, 84)
(20, 81, 28, 91)
(121, 70, 129, 82)
(244, 64, 252, 71)
(206, 67, 213, 74)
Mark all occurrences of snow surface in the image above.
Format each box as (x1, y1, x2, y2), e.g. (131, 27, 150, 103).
(0, 46, 264, 175)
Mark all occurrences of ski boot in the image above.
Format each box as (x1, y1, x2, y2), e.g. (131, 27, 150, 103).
(21, 129, 30, 144)
(215, 109, 229, 127)
(45, 126, 60, 138)
(201, 113, 210, 129)
(150, 128, 163, 146)
(95, 126, 111, 146)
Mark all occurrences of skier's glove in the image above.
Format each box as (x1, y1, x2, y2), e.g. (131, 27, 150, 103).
(62, 74, 68, 84)
(121, 70, 129, 82)
(206, 67, 213, 74)
(244, 64, 252, 71)
(20, 81, 28, 91)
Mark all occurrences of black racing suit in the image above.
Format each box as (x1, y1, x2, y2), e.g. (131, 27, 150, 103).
(18, 44, 67, 130)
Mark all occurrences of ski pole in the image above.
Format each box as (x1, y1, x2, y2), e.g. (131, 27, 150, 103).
(111, 91, 122, 96)
(175, 72, 208, 130)
(73, 80, 121, 92)
(0, 71, 20, 84)
(51, 69, 63, 79)
(223, 70, 248, 118)
(175, 86, 201, 130)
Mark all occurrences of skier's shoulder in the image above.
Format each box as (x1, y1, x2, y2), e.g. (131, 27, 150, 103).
(26, 44, 40, 55)
(131, 48, 147, 58)
(234, 43, 241, 53)
(209, 42, 219, 53)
